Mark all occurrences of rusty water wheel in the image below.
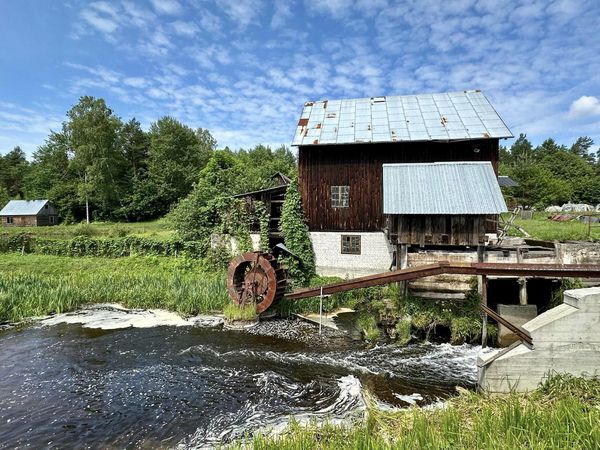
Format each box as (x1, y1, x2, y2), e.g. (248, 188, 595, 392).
(227, 251, 287, 314)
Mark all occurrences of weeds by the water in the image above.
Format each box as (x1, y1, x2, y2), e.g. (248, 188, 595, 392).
(238, 374, 600, 449)
(0, 254, 228, 323)
(223, 302, 258, 322)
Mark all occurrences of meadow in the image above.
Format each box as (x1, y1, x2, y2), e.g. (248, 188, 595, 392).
(506, 212, 600, 241)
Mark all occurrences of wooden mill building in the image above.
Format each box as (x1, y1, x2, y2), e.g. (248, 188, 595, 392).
(290, 90, 511, 276)
(0, 200, 58, 227)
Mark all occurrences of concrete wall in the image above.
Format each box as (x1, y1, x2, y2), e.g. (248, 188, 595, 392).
(478, 287, 600, 392)
(310, 231, 394, 277)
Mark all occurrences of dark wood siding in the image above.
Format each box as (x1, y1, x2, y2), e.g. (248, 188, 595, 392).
(389, 215, 487, 246)
(298, 139, 499, 232)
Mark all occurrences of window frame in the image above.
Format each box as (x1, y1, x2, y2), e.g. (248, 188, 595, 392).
(330, 185, 350, 208)
(341, 234, 361, 255)
(6, 216, 13, 224)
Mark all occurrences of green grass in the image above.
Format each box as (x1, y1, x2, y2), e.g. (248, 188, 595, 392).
(237, 374, 600, 449)
(506, 212, 600, 241)
(0, 253, 228, 323)
(223, 302, 258, 322)
(1, 219, 173, 240)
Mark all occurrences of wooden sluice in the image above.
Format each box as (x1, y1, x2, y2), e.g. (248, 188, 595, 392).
(227, 251, 600, 346)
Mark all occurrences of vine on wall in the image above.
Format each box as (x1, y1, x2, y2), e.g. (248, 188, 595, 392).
(279, 177, 316, 286)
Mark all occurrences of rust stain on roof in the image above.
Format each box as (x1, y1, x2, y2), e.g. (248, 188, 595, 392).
(312, 139, 319, 144)
(483, 132, 491, 138)
(298, 118, 309, 127)
(304, 101, 314, 106)
(323, 100, 328, 109)
(316, 123, 322, 129)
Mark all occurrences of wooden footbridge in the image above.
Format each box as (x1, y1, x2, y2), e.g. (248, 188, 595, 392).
(227, 252, 600, 346)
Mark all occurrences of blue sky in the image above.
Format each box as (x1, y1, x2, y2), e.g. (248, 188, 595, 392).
(1, 0, 599, 157)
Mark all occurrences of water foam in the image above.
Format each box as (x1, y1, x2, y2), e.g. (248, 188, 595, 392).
(40, 304, 223, 330)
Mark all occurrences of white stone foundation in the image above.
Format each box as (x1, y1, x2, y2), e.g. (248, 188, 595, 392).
(310, 231, 394, 277)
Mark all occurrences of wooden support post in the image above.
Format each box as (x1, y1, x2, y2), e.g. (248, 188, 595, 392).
(516, 247, 528, 305)
(481, 274, 488, 348)
(399, 244, 408, 298)
(477, 245, 487, 346)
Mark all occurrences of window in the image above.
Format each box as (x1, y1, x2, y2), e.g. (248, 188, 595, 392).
(341, 235, 361, 255)
(6, 216, 13, 224)
(331, 185, 349, 208)
(49, 216, 55, 224)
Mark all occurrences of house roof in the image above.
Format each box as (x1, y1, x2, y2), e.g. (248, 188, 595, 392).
(498, 175, 519, 187)
(383, 162, 507, 215)
(292, 90, 513, 146)
(0, 200, 49, 216)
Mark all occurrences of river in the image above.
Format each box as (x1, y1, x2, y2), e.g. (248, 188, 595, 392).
(0, 305, 482, 449)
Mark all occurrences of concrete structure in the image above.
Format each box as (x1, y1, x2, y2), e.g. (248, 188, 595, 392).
(478, 287, 600, 392)
(497, 304, 538, 347)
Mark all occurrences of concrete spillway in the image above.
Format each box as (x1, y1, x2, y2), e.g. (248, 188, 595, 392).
(478, 287, 600, 392)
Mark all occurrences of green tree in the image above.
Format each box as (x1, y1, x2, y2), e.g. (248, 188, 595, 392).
(169, 151, 245, 241)
(0, 146, 30, 198)
(65, 96, 128, 220)
(279, 177, 315, 286)
(147, 117, 215, 215)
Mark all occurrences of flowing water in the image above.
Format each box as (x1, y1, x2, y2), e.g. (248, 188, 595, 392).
(0, 306, 483, 449)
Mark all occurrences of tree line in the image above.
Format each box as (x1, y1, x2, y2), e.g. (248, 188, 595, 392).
(0, 96, 296, 222)
(500, 135, 600, 208)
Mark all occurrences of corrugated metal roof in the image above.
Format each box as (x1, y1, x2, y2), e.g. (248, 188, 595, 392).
(0, 200, 49, 216)
(383, 162, 507, 215)
(292, 90, 513, 146)
(498, 175, 519, 187)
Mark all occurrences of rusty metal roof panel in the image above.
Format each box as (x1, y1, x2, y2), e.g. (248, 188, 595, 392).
(383, 162, 507, 215)
(292, 90, 512, 146)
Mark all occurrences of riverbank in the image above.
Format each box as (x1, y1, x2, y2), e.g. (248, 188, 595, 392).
(0, 254, 228, 323)
(240, 374, 600, 449)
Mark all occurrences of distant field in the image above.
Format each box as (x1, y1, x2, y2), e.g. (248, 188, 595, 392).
(0, 219, 173, 240)
(505, 212, 600, 242)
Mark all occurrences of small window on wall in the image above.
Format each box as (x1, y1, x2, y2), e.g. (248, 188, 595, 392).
(6, 217, 13, 224)
(331, 185, 349, 208)
(49, 216, 55, 224)
(341, 235, 361, 255)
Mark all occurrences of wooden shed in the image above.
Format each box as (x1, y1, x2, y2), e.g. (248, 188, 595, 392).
(0, 200, 59, 227)
(383, 162, 507, 246)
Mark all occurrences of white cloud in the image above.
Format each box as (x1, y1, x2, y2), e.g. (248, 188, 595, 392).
(569, 96, 600, 118)
(123, 77, 148, 88)
(271, 1, 293, 28)
(171, 20, 199, 36)
(80, 6, 119, 33)
(215, 0, 264, 29)
(150, 0, 182, 15)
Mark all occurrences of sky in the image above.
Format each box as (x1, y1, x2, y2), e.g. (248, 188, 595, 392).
(0, 0, 599, 158)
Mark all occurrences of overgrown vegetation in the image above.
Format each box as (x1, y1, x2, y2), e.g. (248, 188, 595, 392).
(238, 374, 600, 449)
(0, 254, 228, 323)
(223, 302, 258, 322)
(278, 177, 316, 287)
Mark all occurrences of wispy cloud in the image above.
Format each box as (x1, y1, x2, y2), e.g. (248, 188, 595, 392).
(150, 0, 183, 16)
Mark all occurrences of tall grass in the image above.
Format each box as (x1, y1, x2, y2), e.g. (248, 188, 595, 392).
(0, 254, 228, 323)
(239, 374, 600, 449)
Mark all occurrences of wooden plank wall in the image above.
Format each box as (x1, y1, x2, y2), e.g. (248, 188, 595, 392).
(392, 215, 486, 246)
(298, 139, 499, 232)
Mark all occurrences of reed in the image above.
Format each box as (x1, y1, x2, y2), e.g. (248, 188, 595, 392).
(223, 302, 258, 322)
(0, 254, 228, 323)
(239, 374, 600, 449)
